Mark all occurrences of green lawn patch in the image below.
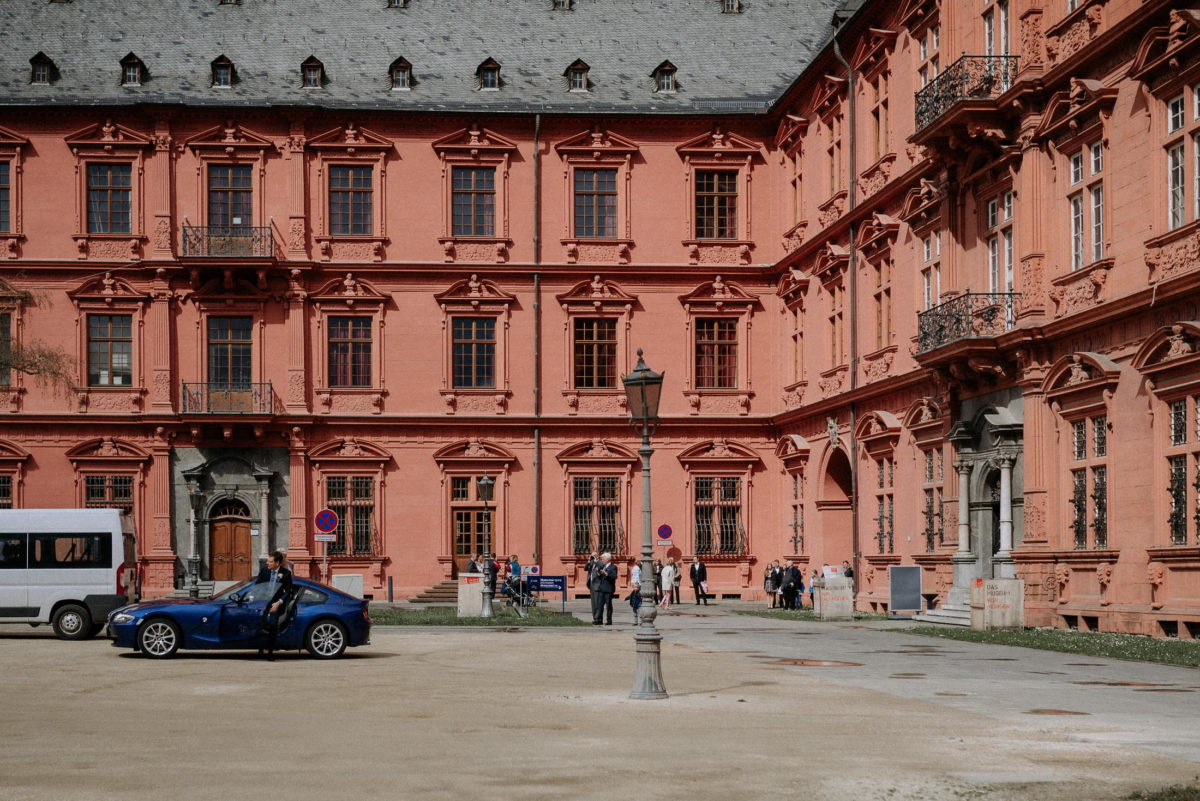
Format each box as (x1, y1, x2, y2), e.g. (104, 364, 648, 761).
(899, 626, 1200, 668)
(730, 608, 886, 622)
(370, 605, 588, 627)
(1128, 785, 1200, 801)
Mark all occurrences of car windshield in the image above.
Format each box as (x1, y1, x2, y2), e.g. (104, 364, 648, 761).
(211, 581, 280, 603)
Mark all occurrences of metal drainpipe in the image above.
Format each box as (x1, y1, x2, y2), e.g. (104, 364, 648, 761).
(832, 17, 861, 583)
(532, 113, 543, 567)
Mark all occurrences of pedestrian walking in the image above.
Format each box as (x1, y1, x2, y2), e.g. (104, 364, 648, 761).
(658, 557, 676, 611)
(764, 560, 780, 607)
(690, 559, 708, 605)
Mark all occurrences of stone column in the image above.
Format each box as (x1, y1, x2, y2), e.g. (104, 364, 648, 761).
(149, 269, 174, 411)
(286, 427, 313, 576)
(285, 273, 309, 413)
(948, 459, 976, 608)
(993, 453, 1016, 578)
(258, 477, 271, 563)
(149, 114, 174, 258)
(142, 428, 178, 598)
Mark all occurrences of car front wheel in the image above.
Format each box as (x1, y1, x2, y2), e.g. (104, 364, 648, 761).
(138, 619, 180, 658)
(52, 603, 93, 640)
(305, 620, 347, 659)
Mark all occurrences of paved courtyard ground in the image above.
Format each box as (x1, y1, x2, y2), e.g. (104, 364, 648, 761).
(2, 602, 1198, 801)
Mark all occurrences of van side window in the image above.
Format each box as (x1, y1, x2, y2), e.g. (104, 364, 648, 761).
(30, 533, 112, 568)
(0, 534, 25, 568)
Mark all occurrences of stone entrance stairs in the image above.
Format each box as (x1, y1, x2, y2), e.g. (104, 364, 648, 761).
(912, 604, 970, 626)
(409, 579, 459, 604)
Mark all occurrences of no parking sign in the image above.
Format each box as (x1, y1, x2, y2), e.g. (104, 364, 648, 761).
(657, 524, 672, 546)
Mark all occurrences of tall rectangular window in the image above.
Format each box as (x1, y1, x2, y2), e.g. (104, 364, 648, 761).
(1070, 194, 1085, 271)
(1169, 142, 1186, 230)
(207, 316, 252, 387)
(694, 476, 743, 555)
(573, 169, 617, 238)
(869, 72, 890, 162)
(694, 170, 737, 240)
(327, 316, 372, 388)
(695, 318, 737, 389)
(573, 317, 617, 389)
(872, 258, 893, 350)
(451, 166, 495, 236)
(0, 161, 9, 233)
(916, 23, 940, 89)
(329, 165, 373, 235)
(874, 456, 895, 554)
(87, 314, 133, 387)
(1164, 90, 1200, 232)
(922, 448, 943, 551)
(828, 280, 845, 365)
(0, 474, 12, 509)
(1069, 413, 1110, 549)
(207, 164, 252, 227)
(84, 475, 133, 514)
(986, 191, 1014, 324)
(921, 231, 941, 310)
(0, 312, 10, 386)
(572, 476, 621, 555)
(326, 476, 375, 556)
(86, 163, 132, 234)
(451, 317, 495, 388)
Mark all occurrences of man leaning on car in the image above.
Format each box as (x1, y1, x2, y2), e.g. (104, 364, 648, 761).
(254, 550, 295, 660)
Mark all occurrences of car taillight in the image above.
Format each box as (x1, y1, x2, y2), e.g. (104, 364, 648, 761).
(362, 606, 372, 623)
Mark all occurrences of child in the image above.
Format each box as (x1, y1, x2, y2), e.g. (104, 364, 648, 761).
(627, 582, 643, 624)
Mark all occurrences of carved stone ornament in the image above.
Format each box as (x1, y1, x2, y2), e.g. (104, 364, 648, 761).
(462, 439, 490, 458)
(1064, 354, 1092, 386)
(1163, 325, 1196, 362)
(1145, 227, 1200, 283)
(1048, 262, 1110, 317)
(862, 350, 894, 383)
(817, 191, 847, 229)
(1047, 4, 1104, 66)
(1020, 8, 1044, 67)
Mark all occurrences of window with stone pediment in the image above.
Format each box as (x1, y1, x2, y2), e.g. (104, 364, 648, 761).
(310, 439, 392, 560)
(1065, 140, 1106, 270)
(0, 441, 30, 509)
(556, 441, 637, 557)
(555, 128, 639, 262)
(67, 438, 150, 519)
(311, 274, 389, 411)
(434, 440, 514, 571)
(66, 120, 151, 258)
(678, 277, 758, 413)
(307, 124, 392, 260)
(432, 126, 516, 262)
(434, 276, 514, 413)
(556, 276, 636, 413)
(678, 440, 760, 558)
(676, 128, 762, 261)
(68, 272, 149, 411)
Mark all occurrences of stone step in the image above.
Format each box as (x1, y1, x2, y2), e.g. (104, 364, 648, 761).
(912, 605, 971, 627)
(409, 580, 460, 604)
(165, 581, 217, 599)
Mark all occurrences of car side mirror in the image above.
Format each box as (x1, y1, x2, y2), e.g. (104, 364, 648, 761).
(228, 592, 243, 605)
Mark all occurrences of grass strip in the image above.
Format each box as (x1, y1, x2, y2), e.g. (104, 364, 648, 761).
(1128, 785, 1200, 801)
(370, 605, 589, 627)
(898, 626, 1200, 668)
(729, 608, 886, 622)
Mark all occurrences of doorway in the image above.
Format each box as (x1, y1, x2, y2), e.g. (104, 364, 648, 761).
(453, 509, 492, 573)
(210, 499, 253, 581)
(815, 447, 854, 570)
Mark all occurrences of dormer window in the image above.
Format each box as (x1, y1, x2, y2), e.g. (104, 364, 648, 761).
(477, 58, 501, 91)
(389, 57, 412, 90)
(552, 0, 573, 9)
(302, 56, 324, 88)
(30, 52, 56, 84)
(387, 0, 406, 6)
(211, 56, 234, 88)
(652, 61, 677, 93)
(721, 0, 740, 12)
(120, 54, 144, 86)
(565, 59, 589, 92)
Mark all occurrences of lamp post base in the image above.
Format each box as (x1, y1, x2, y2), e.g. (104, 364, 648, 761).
(480, 588, 494, 618)
(630, 627, 668, 699)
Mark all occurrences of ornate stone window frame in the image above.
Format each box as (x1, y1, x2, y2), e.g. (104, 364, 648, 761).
(677, 439, 761, 564)
(434, 274, 515, 414)
(309, 438, 392, 574)
(311, 273, 389, 415)
(432, 439, 515, 579)
(66, 437, 150, 519)
(555, 440, 638, 562)
(778, 269, 810, 406)
(554, 126, 639, 264)
(813, 242, 850, 393)
(309, 123, 393, 262)
(678, 276, 758, 415)
(856, 410, 902, 556)
(67, 272, 150, 414)
(856, 214, 901, 381)
(184, 275, 271, 389)
(65, 120, 150, 261)
(676, 127, 763, 265)
(556, 276, 637, 415)
(183, 121, 274, 233)
(0, 439, 31, 507)
(432, 124, 516, 263)
(0, 125, 28, 258)
(775, 434, 811, 556)
(0, 279, 27, 411)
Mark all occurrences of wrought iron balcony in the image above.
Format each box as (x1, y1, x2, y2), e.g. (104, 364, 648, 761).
(914, 55, 1019, 132)
(181, 382, 277, 414)
(182, 225, 274, 258)
(916, 293, 1020, 354)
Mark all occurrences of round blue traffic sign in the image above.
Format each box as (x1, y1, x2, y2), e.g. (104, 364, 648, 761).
(657, 524, 672, 539)
(314, 508, 340, 533)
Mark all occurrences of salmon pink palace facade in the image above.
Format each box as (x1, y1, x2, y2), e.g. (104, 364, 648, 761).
(2, 0, 1199, 636)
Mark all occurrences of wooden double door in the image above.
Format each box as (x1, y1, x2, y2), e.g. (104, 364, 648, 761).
(210, 518, 252, 582)
(453, 509, 492, 573)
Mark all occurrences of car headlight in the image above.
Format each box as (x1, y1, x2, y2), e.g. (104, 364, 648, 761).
(110, 612, 137, 625)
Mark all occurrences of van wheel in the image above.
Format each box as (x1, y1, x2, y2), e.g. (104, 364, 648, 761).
(138, 619, 180, 658)
(52, 604, 93, 640)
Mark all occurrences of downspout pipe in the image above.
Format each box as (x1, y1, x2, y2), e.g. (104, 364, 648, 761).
(533, 113, 543, 567)
(831, 15, 862, 588)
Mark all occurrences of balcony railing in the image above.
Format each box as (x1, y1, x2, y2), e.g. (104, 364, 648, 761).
(182, 225, 274, 258)
(916, 292, 1020, 354)
(181, 382, 276, 414)
(914, 55, 1019, 132)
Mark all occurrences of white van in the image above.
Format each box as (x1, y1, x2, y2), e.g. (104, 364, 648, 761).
(0, 509, 137, 639)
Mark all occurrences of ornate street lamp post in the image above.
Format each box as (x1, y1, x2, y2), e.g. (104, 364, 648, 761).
(622, 348, 667, 700)
(477, 473, 496, 618)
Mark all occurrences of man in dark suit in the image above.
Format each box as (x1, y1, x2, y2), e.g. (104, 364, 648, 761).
(591, 552, 618, 625)
(584, 550, 600, 620)
(781, 560, 803, 610)
(254, 549, 295, 660)
(689, 559, 708, 605)
(769, 562, 785, 608)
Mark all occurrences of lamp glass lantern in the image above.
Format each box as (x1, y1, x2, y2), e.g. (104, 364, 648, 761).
(622, 349, 664, 435)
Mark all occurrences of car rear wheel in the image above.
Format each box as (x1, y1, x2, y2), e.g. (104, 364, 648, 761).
(52, 603, 93, 640)
(138, 619, 180, 658)
(305, 620, 347, 659)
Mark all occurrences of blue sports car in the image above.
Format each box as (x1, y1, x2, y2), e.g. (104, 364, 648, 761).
(106, 577, 371, 659)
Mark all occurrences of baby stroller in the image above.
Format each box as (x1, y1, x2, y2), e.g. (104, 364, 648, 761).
(500, 576, 536, 618)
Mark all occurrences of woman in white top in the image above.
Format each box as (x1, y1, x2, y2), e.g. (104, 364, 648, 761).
(658, 557, 677, 610)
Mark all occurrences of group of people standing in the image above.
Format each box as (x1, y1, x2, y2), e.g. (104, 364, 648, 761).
(584, 552, 710, 625)
(762, 559, 854, 610)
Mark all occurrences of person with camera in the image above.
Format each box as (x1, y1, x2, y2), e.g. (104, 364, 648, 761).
(591, 552, 618, 625)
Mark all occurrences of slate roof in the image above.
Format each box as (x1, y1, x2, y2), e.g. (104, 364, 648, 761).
(0, 0, 849, 115)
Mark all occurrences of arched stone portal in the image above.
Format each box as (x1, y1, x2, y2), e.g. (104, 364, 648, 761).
(815, 446, 853, 573)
